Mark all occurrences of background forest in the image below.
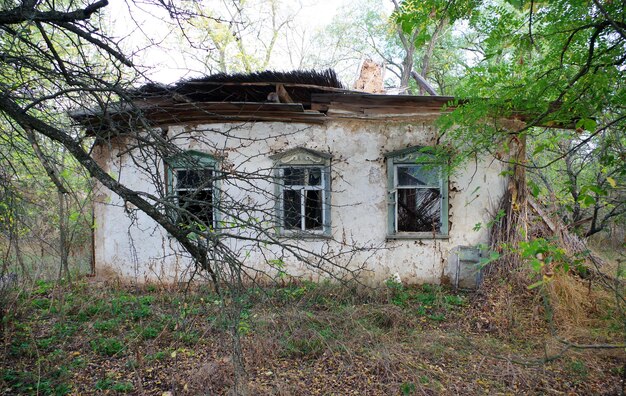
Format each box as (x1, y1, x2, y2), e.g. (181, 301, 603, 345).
(0, 0, 624, 394)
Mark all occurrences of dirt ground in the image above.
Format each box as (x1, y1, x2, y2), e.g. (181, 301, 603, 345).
(1, 279, 623, 395)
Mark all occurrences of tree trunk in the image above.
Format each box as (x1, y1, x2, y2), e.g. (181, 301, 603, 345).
(26, 130, 71, 284)
(10, 226, 28, 281)
(57, 190, 70, 282)
(486, 133, 529, 277)
(400, 44, 415, 92)
(392, 0, 418, 94)
(419, 17, 448, 95)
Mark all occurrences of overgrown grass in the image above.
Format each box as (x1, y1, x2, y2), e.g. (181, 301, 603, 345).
(0, 278, 622, 395)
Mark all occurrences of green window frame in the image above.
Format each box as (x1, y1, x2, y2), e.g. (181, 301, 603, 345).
(385, 147, 448, 238)
(270, 148, 332, 237)
(165, 150, 220, 231)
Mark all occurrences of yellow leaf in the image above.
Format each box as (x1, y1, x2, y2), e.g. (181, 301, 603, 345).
(171, 351, 177, 358)
(607, 177, 617, 188)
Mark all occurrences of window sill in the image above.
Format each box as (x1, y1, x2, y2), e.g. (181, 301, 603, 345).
(279, 232, 331, 240)
(386, 233, 449, 240)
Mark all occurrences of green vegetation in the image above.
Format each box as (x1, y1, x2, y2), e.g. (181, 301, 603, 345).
(0, 280, 621, 394)
(386, 278, 466, 322)
(90, 337, 125, 357)
(2, 369, 71, 396)
(95, 377, 134, 392)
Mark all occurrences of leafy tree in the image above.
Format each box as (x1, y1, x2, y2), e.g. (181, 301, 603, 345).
(427, 0, 625, 242)
(528, 125, 625, 238)
(0, 113, 92, 281)
(393, 0, 478, 93)
(181, 0, 304, 74)
(304, 0, 472, 94)
(444, 0, 625, 151)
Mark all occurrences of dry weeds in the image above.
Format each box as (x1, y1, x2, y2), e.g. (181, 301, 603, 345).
(1, 278, 623, 395)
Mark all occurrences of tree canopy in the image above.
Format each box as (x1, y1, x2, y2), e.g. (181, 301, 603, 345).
(422, 0, 625, 239)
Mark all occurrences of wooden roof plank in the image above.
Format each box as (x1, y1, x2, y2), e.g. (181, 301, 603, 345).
(311, 93, 456, 106)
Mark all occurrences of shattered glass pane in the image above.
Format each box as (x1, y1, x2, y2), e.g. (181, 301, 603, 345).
(283, 168, 305, 186)
(177, 189, 213, 227)
(397, 165, 439, 187)
(307, 168, 321, 186)
(397, 188, 441, 232)
(283, 190, 301, 229)
(176, 169, 213, 189)
(175, 168, 214, 228)
(304, 190, 323, 230)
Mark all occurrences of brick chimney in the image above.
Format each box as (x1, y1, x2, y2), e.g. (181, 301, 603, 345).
(353, 59, 385, 94)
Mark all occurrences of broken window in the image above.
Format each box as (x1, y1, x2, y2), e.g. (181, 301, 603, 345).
(166, 151, 218, 231)
(271, 148, 331, 236)
(175, 168, 214, 228)
(386, 148, 448, 237)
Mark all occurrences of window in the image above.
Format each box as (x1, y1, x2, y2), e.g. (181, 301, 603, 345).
(281, 167, 325, 231)
(386, 147, 448, 237)
(271, 148, 331, 236)
(165, 151, 218, 230)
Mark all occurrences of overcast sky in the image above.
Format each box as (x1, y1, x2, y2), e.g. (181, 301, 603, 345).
(105, 0, 356, 84)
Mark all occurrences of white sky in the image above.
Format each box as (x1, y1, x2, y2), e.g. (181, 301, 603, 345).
(105, 0, 354, 84)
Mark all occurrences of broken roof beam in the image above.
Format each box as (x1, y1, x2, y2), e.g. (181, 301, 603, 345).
(310, 93, 456, 113)
(276, 84, 293, 103)
(410, 71, 437, 96)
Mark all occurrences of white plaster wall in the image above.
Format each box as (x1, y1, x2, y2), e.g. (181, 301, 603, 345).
(92, 119, 506, 284)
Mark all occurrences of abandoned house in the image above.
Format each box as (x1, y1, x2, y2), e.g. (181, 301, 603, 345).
(74, 69, 508, 287)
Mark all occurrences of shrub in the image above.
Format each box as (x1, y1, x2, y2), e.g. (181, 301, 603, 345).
(31, 297, 51, 310)
(90, 337, 125, 357)
(93, 318, 120, 333)
(95, 378, 134, 392)
(139, 324, 162, 340)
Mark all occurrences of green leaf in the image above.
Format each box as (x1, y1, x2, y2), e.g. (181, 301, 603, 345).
(606, 177, 617, 188)
(528, 179, 540, 197)
(578, 194, 596, 206)
(575, 118, 597, 132)
(60, 169, 72, 179)
(532, 144, 546, 155)
(68, 211, 80, 222)
(478, 251, 500, 268)
(583, 195, 595, 206)
(587, 185, 607, 196)
(530, 258, 543, 273)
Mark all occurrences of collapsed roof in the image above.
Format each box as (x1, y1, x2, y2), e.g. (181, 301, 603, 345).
(135, 69, 346, 103)
(73, 69, 455, 134)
